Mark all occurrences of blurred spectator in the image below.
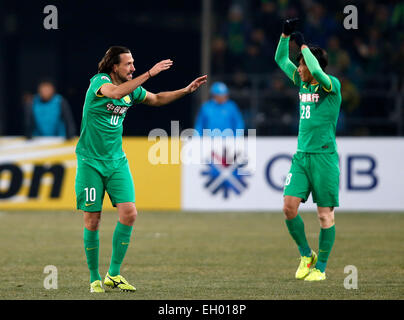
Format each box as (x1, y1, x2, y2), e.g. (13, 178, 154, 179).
(243, 28, 273, 74)
(194, 82, 245, 136)
(338, 75, 361, 134)
(253, 0, 282, 43)
(363, 1, 377, 23)
(211, 36, 229, 74)
(303, 2, 337, 48)
(391, 1, 404, 32)
(261, 73, 298, 135)
(243, 43, 268, 74)
(219, 4, 252, 72)
(229, 69, 251, 91)
(24, 79, 76, 140)
(340, 75, 361, 116)
(373, 3, 391, 36)
(211, 0, 403, 136)
(392, 40, 404, 89)
(326, 36, 350, 75)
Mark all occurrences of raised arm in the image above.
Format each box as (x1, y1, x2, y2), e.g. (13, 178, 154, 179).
(274, 18, 300, 83)
(142, 75, 207, 107)
(100, 59, 173, 100)
(274, 36, 298, 82)
(291, 32, 332, 91)
(301, 45, 332, 91)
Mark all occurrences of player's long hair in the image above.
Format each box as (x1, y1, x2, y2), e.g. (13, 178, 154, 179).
(98, 46, 131, 74)
(297, 46, 328, 71)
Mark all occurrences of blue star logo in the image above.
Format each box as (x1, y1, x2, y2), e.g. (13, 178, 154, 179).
(201, 149, 251, 199)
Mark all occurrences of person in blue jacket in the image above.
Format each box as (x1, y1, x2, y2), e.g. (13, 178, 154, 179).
(194, 82, 245, 136)
(24, 79, 76, 139)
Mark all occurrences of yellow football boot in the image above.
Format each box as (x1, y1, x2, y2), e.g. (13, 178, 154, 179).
(304, 268, 326, 281)
(90, 280, 105, 293)
(295, 250, 318, 279)
(104, 273, 136, 292)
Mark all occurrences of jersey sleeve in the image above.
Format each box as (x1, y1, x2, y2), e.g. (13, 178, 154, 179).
(301, 47, 337, 93)
(275, 36, 301, 87)
(322, 75, 341, 95)
(132, 86, 147, 103)
(89, 74, 112, 97)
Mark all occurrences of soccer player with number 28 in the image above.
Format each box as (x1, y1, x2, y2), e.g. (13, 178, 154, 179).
(75, 46, 207, 293)
(275, 19, 342, 281)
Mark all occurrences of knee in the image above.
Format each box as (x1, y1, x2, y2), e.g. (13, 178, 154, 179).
(318, 212, 334, 228)
(129, 206, 138, 223)
(84, 213, 101, 231)
(283, 203, 298, 220)
(120, 204, 137, 225)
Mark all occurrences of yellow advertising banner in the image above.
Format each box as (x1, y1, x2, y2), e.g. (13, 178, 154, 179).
(0, 137, 180, 210)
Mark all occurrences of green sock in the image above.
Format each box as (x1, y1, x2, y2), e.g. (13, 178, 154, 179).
(317, 225, 336, 272)
(285, 214, 311, 257)
(108, 221, 133, 277)
(83, 228, 101, 283)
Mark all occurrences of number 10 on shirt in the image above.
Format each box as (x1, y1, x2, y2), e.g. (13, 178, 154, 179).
(110, 115, 120, 125)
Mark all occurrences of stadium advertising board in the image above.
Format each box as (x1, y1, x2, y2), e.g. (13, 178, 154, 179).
(182, 137, 404, 211)
(2, 137, 403, 211)
(0, 137, 181, 210)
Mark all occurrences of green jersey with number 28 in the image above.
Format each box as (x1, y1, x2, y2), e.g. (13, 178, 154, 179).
(293, 71, 342, 153)
(275, 36, 342, 153)
(76, 73, 147, 160)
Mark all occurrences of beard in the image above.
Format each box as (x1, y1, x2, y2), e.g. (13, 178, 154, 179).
(116, 71, 132, 83)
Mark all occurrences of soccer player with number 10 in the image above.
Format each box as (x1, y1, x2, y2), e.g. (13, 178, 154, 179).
(75, 46, 207, 292)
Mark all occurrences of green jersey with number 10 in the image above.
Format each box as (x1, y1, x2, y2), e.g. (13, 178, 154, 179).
(76, 73, 147, 160)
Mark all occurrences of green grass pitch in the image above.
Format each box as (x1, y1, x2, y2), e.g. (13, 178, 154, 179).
(0, 210, 403, 300)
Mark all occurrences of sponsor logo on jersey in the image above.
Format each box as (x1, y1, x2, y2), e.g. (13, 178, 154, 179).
(123, 95, 131, 104)
(106, 103, 129, 115)
(299, 93, 320, 103)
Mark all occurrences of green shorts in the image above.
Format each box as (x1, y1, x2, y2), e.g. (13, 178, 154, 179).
(75, 155, 135, 212)
(283, 152, 340, 207)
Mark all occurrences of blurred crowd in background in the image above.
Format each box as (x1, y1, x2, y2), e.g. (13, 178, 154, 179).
(1, 0, 402, 138)
(210, 0, 404, 136)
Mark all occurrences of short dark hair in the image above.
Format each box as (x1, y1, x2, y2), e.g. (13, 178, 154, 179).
(98, 46, 131, 74)
(297, 46, 328, 71)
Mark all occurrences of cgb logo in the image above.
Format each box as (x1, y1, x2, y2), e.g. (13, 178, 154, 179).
(265, 153, 378, 191)
(201, 148, 252, 199)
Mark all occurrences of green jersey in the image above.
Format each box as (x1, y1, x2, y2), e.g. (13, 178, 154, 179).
(76, 73, 147, 160)
(275, 36, 342, 153)
(293, 72, 341, 153)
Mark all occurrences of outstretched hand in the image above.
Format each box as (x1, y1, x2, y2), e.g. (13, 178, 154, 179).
(149, 59, 173, 77)
(186, 75, 208, 93)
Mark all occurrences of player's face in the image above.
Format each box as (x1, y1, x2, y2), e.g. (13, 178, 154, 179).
(115, 53, 136, 83)
(298, 58, 314, 83)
